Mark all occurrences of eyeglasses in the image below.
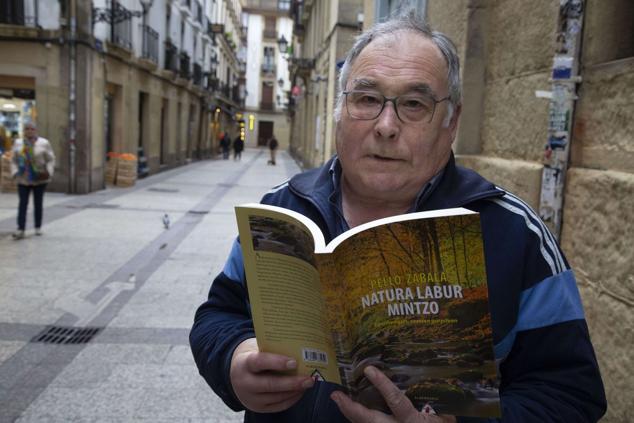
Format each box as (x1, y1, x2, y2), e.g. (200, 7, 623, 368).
(343, 90, 449, 123)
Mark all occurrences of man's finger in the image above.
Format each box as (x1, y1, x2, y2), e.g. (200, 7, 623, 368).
(364, 366, 419, 422)
(245, 351, 298, 373)
(331, 391, 389, 423)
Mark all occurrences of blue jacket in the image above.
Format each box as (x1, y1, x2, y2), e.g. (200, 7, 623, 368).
(190, 155, 606, 422)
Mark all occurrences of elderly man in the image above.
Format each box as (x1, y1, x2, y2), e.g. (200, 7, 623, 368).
(190, 13, 606, 423)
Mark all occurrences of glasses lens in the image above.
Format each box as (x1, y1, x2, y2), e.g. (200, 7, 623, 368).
(346, 91, 383, 120)
(396, 95, 435, 122)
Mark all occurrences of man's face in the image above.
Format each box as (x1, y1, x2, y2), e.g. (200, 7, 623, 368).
(24, 125, 37, 140)
(336, 32, 459, 203)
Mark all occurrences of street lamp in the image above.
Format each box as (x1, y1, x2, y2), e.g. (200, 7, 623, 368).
(277, 35, 288, 55)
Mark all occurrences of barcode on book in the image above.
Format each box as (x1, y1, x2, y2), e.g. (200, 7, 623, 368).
(302, 348, 328, 364)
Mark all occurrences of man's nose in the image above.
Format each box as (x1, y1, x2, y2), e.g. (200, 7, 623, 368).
(374, 101, 400, 139)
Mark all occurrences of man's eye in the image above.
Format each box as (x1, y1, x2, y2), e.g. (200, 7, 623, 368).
(400, 98, 428, 109)
(356, 94, 381, 105)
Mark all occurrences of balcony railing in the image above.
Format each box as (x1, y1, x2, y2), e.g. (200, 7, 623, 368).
(262, 28, 277, 39)
(193, 62, 203, 86)
(261, 64, 276, 75)
(179, 51, 191, 79)
(141, 25, 159, 64)
(260, 101, 275, 110)
(208, 22, 224, 37)
(112, 1, 133, 50)
(232, 85, 242, 104)
(206, 80, 243, 105)
(164, 40, 179, 73)
(207, 76, 219, 91)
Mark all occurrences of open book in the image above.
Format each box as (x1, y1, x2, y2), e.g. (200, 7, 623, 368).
(235, 204, 501, 418)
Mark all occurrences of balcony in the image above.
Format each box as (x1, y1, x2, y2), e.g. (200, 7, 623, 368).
(111, 1, 133, 50)
(244, 0, 292, 13)
(208, 22, 224, 37)
(260, 101, 275, 111)
(207, 76, 219, 91)
(164, 40, 179, 73)
(232, 85, 242, 104)
(262, 28, 277, 39)
(141, 25, 159, 64)
(179, 51, 191, 80)
(261, 64, 276, 75)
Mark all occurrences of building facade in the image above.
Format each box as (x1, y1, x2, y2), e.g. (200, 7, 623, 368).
(0, 0, 247, 193)
(289, 1, 633, 422)
(241, 0, 293, 150)
(285, 0, 363, 169)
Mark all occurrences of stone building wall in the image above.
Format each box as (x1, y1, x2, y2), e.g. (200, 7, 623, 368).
(427, 1, 634, 421)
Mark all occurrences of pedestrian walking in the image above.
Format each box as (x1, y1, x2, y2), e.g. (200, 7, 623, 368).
(233, 135, 244, 161)
(267, 135, 278, 165)
(220, 132, 230, 160)
(10, 122, 56, 239)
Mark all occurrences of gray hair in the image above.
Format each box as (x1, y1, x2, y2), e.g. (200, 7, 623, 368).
(334, 11, 461, 127)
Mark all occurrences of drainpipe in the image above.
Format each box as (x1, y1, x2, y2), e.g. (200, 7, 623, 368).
(68, 0, 77, 193)
(538, 0, 585, 239)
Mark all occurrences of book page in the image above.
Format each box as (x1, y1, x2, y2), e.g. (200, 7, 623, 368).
(322, 213, 500, 417)
(235, 206, 341, 383)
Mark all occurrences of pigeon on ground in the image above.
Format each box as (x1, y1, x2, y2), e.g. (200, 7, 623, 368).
(162, 213, 170, 229)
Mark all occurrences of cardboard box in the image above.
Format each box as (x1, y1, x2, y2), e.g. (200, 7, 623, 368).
(105, 158, 117, 185)
(115, 158, 137, 187)
(1, 155, 16, 193)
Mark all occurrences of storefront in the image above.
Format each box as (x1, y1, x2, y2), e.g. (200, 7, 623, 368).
(0, 77, 37, 152)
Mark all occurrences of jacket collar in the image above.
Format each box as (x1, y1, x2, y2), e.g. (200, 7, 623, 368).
(288, 153, 503, 227)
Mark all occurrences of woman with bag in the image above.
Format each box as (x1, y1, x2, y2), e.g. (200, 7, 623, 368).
(10, 122, 56, 240)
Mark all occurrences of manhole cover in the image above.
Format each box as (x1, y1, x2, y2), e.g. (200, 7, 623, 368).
(31, 326, 103, 344)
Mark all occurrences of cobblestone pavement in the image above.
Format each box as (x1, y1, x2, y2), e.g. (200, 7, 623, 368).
(0, 148, 300, 422)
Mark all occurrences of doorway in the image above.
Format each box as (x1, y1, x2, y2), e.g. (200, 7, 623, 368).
(258, 121, 274, 146)
(160, 98, 168, 165)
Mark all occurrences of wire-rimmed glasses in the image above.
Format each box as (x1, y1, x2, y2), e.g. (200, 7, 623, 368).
(343, 90, 449, 123)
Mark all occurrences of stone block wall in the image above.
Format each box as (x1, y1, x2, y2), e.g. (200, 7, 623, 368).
(561, 169, 634, 423)
(427, 0, 633, 421)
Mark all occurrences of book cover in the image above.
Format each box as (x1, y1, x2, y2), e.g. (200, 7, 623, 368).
(235, 204, 501, 418)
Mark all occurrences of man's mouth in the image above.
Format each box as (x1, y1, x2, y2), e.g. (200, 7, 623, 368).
(370, 154, 400, 161)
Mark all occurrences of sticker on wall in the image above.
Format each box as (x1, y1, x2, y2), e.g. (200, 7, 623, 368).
(552, 56, 574, 79)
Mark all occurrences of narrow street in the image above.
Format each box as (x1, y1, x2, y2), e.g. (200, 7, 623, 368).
(0, 148, 300, 422)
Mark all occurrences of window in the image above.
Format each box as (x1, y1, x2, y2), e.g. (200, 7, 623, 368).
(375, 0, 427, 22)
(165, 3, 171, 37)
(263, 16, 276, 39)
(197, 4, 203, 24)
(262, 47, 275, 73)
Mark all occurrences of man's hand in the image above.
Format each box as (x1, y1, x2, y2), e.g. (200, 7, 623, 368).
(230, 338, 315, 413)
(330, 366, 456, 423)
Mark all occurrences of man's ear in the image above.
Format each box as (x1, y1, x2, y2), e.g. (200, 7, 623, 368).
(448, 103, 462, 142)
